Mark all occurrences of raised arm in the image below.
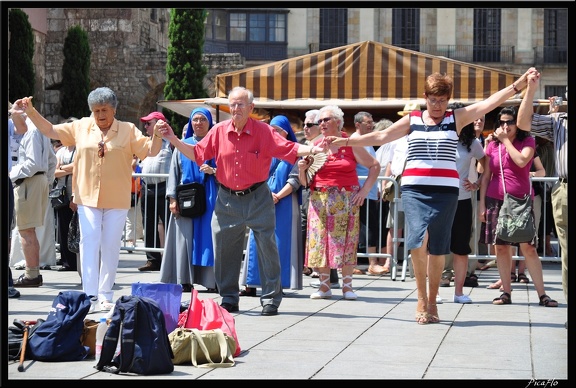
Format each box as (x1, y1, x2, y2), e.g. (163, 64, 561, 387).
(12, 97, 60, 139)
(517, 70, 540, 132)
(456, 67, 538, 132)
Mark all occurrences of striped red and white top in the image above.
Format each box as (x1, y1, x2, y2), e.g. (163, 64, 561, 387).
(402, 110, 459, 190)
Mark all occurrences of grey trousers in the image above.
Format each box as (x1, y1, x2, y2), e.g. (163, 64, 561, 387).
(212, 183, 282, 308)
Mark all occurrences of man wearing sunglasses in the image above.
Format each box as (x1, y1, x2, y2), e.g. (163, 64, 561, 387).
(137, 112, 173, 272)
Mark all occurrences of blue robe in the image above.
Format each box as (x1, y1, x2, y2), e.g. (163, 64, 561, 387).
(245, 158, 301, 289)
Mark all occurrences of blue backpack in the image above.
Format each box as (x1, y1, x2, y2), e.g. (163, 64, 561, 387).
(27, 291, 91, 361)
(96, 295, 174, 375)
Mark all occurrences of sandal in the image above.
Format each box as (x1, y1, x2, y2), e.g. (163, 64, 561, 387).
(493, 292, 512, 305)
(517, 273, 530, 283)
(511, 273, 518, 282)
(538, 294, 558, 307)
(310, 271, 320, 278)
(303, 267, 313, 276)
(415, 311, 429, 325)
(427, 303, 440, 323)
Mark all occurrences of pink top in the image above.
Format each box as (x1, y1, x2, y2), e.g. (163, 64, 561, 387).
(193, 118, 300, 190)
(485, 136, 536, 200)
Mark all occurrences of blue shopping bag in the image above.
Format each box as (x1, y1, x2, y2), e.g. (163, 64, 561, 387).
(132, 282, 182, 334)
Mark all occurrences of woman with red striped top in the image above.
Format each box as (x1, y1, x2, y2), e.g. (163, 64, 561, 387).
(325, 68, 538, 324)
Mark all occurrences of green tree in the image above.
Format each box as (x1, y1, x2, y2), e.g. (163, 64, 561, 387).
(60, 25, 91, 119)
(164, 9, 208, 136)
(8, 8, 35, 103)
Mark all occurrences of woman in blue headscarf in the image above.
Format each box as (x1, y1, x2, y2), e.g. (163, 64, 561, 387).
(240, 115, 304, 295)
(160, 107, 218, 292)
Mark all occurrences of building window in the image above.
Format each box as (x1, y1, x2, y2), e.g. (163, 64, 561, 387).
(473, 9, 501, 62)
(392, 9, 420, 51)
(268, 13, 286, 42)
(228, 11, 286, 43)
(230, 13, 247, 41)
(544, 9, 567, 63)
(150, 8, 158, 23)
(319, 9, 347, 51)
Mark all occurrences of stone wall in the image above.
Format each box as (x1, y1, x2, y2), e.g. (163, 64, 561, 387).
(41, 8, 244, 124)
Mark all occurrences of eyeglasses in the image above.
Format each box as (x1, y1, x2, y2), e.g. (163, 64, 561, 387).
(192, 117, 208, 123)
(229, 103, 246, 109)
(499, 119, 516, 126)
(427, 98, 448, 106)
(304, 123, 318, 128)
(317, 117, 334, 124)
(98, 140, 105, 158)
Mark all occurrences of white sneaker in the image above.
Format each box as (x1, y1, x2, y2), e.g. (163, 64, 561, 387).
(310, 289, 332, 299)
(453, 294, 473, 304)
(436, 294, 443, 304)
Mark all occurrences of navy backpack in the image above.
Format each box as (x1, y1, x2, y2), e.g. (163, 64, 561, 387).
(27, 291, 91, 361)
(96, 295, 174, 375)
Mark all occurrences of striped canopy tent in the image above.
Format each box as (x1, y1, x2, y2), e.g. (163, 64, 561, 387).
(213, 40, 519, 101)
(204, 40, 523, 129)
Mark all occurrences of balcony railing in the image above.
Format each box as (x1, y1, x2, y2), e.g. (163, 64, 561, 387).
(396, 44, 567, 66)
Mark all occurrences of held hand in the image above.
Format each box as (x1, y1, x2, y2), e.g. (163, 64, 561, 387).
(323, 136, 340, 146)
(155, 119, 175, 138)
(11, 97, 34, 115)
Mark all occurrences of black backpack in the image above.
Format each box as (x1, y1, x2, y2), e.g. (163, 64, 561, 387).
(27, 291, 91, 361)
(96, 295, 174, 375)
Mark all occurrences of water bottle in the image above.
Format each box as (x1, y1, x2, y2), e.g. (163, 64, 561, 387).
(94, 316, 108, 363)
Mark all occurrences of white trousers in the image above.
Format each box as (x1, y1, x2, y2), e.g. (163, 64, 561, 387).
(78, 205, 128, 302)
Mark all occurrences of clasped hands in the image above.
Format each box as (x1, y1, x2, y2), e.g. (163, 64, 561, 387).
(154, 119, 176, 139)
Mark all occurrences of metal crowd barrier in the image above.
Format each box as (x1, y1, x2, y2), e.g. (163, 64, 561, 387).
(54, 173, 559, 281)
(358, 176, 562, 281)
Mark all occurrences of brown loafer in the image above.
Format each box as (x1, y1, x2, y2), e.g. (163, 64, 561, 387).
(138, 260, 161, 271)
(13, 274, 43, 288)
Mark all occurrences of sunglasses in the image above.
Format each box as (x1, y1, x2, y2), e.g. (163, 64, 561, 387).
(98, 140, 105, 158)
(317, 117, 334, 124)
(499, 119, 516, 126)
(303, 123, 318, 128)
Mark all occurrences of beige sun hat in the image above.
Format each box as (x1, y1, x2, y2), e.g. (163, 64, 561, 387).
(397, 102, 421, 117)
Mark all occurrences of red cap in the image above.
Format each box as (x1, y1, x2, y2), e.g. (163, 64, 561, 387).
(140, 111, 166, 122)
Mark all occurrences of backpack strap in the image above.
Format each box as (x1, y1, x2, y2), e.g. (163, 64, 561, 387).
(96, 299, 124, 373)
(116, 296, 138, 373)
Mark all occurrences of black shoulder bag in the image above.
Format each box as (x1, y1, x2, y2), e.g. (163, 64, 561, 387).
(176, 176, 207, 218)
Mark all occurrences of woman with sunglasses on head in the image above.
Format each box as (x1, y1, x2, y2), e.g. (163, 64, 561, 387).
(478, 107, 557, 307)
(324, 67, 539, 324)
(13, 87, 163, 313)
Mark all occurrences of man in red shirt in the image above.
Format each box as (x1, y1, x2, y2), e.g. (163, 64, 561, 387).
(158, 86, 324, 316)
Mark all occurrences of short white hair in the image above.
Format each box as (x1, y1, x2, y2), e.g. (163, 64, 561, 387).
(305, 109, 319, 123)
(318, 105, 344, 130)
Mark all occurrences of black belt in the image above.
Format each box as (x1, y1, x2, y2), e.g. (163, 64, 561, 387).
(559, 178, 567, 184)
(14, 171, 45, 186)
(219, 181, 265, 196)
(145, 181, 166, 188)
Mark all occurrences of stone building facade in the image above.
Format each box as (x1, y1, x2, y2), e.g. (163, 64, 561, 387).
(24, 8, 244, 125)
